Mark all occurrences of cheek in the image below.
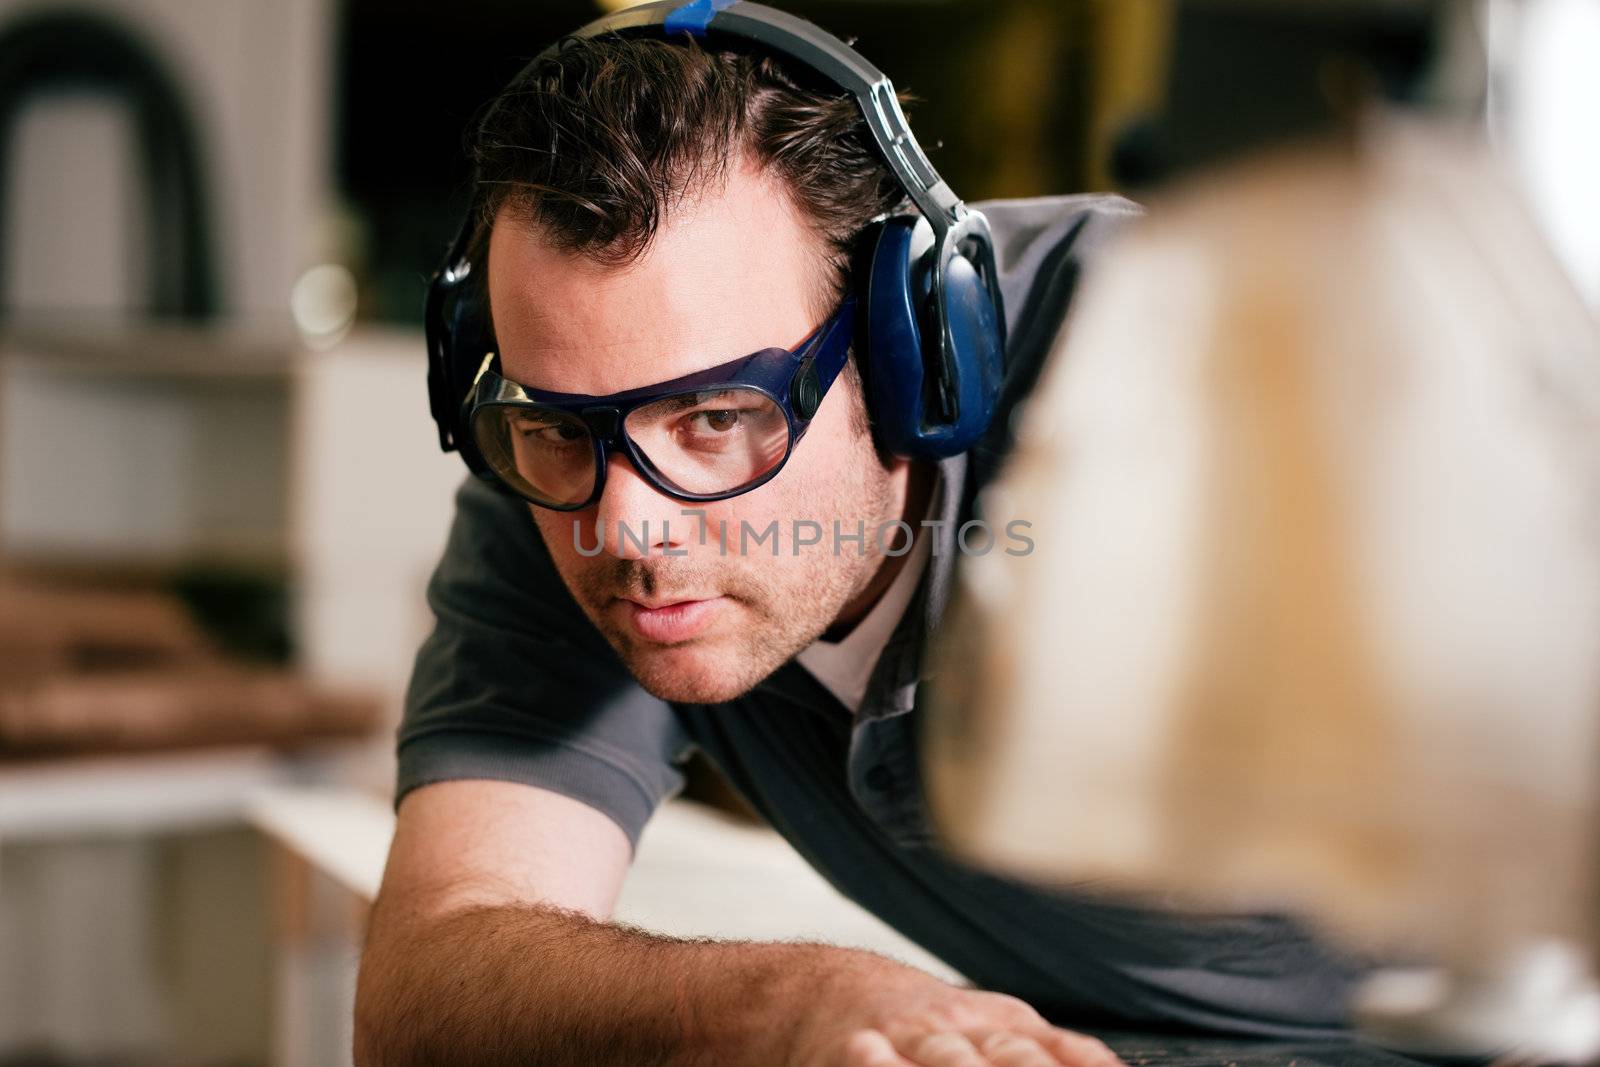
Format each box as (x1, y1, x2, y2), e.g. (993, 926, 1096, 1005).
(531, 509, 591, 566)
(787, 391, 876, 498)
(745, 432, 852, 521)
(702, 399, 867, 529)
(690, 496, 782, 547)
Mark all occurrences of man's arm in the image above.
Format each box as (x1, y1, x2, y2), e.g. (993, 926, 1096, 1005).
(354, 779, 1124, 1067)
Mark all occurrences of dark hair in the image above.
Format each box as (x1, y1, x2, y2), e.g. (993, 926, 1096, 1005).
(467, 32, 911, 311)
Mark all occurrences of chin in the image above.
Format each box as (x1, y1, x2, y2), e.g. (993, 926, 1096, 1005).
(619, 643, 775, 704)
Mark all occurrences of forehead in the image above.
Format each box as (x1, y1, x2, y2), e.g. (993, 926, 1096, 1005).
(487, 161, 834, 396)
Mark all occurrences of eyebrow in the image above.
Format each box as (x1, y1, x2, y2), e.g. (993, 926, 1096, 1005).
(654, 388, 743, 412)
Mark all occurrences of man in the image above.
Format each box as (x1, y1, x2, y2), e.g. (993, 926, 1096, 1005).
(355, 11, 1380, 1066)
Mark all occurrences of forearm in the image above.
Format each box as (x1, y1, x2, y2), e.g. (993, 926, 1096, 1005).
(354, 897, 851, 1067)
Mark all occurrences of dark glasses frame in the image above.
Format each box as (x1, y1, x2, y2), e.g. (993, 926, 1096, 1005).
(464, 297, 857, 511)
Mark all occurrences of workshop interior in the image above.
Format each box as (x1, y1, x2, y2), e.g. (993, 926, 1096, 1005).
(0, 0, 1597, 1064)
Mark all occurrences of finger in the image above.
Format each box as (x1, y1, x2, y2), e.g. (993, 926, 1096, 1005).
(904, 1031, 990, 1067)
(975, 992, 1048, 1028)
(976, 1029, 1060, 1067)
(1032, 1028, 1124, 1067)
(840, 1028, 918, 1067)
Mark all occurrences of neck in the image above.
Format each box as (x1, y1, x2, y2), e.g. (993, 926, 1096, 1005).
(824, 460, 937, 641)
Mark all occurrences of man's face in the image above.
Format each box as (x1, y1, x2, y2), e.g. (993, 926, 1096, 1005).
(488, 159, 911, 704)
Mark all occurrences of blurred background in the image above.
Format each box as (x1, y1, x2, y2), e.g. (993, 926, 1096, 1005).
(0, 0, 1593, 1065)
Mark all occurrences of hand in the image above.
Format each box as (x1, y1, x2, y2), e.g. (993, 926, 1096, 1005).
(792, 953, 1124, 1067)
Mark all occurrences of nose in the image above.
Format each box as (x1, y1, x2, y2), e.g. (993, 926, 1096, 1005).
(589, 451, 692, 560)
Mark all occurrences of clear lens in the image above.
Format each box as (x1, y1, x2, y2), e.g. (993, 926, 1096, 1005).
(472, 405, 597, 508)
(624, 387, 791, 495)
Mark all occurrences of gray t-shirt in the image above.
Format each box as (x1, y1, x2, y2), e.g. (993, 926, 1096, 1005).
(399, 194, 1380, 1041)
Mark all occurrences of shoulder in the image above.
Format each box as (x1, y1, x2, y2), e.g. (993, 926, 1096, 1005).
(434, 475, 544, 594)
(972, 193, 1142, 365)
(426, 475, 610, 653)
(973, 192, 1144, 251)
(974, 193, 1143, 315)
(960, 194, 1143, 492)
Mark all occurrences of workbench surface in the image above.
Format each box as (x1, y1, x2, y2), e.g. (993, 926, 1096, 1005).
(1095, 1032, 1456, 1067)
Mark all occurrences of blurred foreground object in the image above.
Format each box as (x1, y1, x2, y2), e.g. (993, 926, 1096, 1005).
(927, 0, 1600, 1060)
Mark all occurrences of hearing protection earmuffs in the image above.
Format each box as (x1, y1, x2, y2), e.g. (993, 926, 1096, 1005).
(424, 0, 1005, 479)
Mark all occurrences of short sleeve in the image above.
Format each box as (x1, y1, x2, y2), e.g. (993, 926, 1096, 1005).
(398, 476, 693, 850)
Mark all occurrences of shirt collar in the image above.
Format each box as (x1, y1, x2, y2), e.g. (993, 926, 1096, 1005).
(795, 468, 944, 715)
(858, 451, 969, 722)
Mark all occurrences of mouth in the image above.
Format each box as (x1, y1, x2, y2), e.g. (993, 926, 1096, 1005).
(614, 595, 729, 645)
(623, 595, 711, 611)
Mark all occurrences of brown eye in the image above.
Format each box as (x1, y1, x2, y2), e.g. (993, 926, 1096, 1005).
(513, 418, 586, 444)
(691, 410, 740, 433)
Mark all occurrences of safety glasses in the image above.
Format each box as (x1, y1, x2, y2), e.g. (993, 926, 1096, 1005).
(465, 297, 856, 510)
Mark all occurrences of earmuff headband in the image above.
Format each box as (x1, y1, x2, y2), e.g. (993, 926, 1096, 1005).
(559, 0, 965, 234)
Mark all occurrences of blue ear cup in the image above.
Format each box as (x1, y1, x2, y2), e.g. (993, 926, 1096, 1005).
(938, 235, 1006, 452)
(425, 242, 502, 485)
(861, 215, 933, 458)
(862, 214, 1005, 459)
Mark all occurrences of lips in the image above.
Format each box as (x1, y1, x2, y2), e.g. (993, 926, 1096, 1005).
(625, 596, 708, 611)
(618, 596, 727, 644)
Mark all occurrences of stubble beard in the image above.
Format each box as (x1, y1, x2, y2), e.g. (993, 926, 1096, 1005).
(565, 454, 900, 705)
